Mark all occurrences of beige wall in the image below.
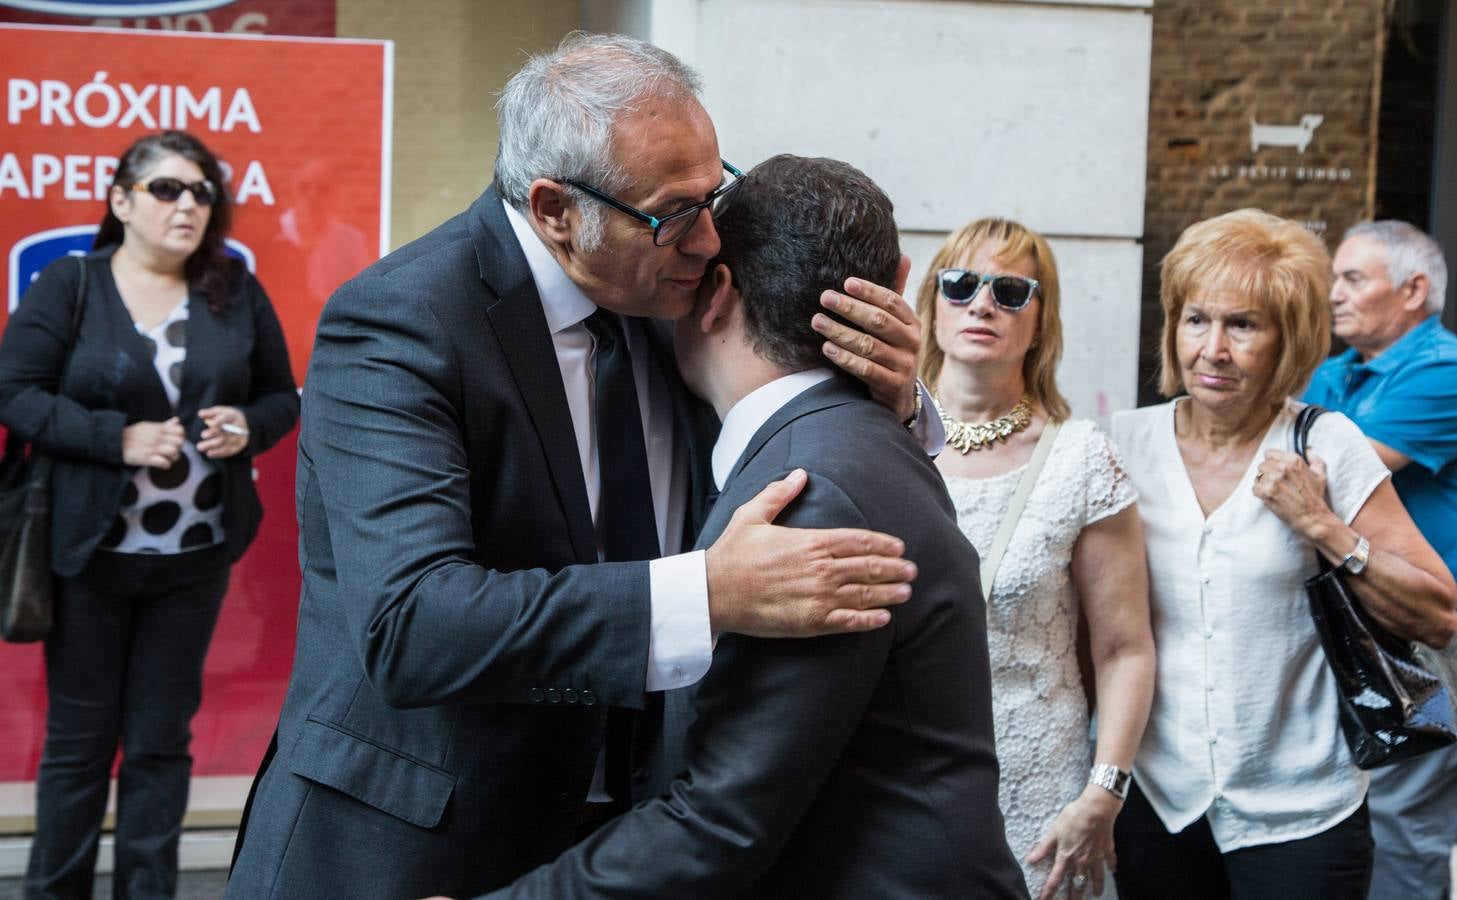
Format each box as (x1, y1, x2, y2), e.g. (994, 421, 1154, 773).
(337, 0, 579, 249)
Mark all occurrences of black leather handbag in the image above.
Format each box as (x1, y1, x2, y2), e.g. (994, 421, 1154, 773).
(0, 437, 55, 642)
(0, 257, 86, 643)
(1297, 404, 1457, 768)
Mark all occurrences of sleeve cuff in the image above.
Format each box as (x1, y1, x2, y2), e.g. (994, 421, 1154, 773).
(913, 381, 946, 457)
(645, 549, 713, 691)
(91, 409, 128, 463)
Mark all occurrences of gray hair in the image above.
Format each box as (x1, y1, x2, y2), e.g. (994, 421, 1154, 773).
(1344, 220, 1448, 315)
(494, 32, 703, 250)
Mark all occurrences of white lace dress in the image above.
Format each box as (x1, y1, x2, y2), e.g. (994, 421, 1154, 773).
(942, 419, 1137, 896)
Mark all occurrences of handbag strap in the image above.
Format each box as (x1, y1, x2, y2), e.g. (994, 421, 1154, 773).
(1293, 403, 1336, 574)
(980, 421, 1061, 596)
(1293, 403, 1325, 462)
(3, 257, 87, 462)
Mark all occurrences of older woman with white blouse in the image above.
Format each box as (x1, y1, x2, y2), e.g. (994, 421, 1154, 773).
(1109, 209, 1457, 900)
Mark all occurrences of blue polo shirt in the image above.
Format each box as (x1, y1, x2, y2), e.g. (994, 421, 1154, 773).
(1304, 315, 1457, 579)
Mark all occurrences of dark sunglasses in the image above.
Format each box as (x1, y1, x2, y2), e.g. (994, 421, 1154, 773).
(562, 160, 745, 247)
(937, 268, 1040, 311)
(129, 177, 217, 206)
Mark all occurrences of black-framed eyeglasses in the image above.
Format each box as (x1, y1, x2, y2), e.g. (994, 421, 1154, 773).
(129, 177, 217, 206)
(561, 160, 745, 247)
(937, 268, 1040, 311)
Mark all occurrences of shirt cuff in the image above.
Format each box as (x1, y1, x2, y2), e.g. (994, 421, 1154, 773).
(912, 380, 946, 457)
(645, 550, 713, 691)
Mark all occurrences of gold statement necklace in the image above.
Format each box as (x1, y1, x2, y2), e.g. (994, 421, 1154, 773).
(936, 394, 1033, 454)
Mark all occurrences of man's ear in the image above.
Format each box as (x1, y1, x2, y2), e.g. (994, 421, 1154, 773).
(698, 262, 739, 334)
(527, 179, 574, 246)
(1400, 273, 1431, 314)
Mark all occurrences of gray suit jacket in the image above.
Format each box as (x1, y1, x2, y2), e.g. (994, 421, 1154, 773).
(487, 376, 1029, 899)
(226, 186, 716, 899)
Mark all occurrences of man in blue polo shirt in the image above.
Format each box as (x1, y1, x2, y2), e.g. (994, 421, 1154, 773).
(1304, 219, 1457, 900)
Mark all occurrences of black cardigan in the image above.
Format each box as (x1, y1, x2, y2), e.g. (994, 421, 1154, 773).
(0, 247, 299, 577)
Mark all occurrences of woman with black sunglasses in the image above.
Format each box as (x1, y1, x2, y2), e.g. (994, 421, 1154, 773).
(914, 217, 1155, 899)
(0, 130, 298, 898)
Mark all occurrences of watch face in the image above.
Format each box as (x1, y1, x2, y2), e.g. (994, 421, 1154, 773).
(1344, 536, 1370, 574)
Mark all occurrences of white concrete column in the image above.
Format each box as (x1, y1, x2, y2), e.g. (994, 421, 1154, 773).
(591, 0, 1153, 420)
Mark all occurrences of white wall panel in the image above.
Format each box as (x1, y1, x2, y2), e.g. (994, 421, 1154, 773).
(696, 0, 1151, 238)
(615, 0, 1151, 415)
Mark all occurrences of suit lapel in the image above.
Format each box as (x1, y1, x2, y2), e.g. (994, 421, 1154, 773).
(469, 185, 597, 565)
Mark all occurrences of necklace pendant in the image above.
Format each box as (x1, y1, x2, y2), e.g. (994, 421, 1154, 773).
(936, 395, 1034, 454)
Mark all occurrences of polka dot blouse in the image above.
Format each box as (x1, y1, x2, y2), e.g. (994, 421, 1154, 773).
(100, 299, 225, 555)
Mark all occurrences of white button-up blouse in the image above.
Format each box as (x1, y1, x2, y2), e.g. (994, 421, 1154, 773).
(1110, 398, 1389, 851)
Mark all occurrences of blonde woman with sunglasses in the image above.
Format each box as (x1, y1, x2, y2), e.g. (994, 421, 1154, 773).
(916, 218, 1155, 899)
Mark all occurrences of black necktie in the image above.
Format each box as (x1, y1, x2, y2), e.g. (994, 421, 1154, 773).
(583, 309, 660, 563)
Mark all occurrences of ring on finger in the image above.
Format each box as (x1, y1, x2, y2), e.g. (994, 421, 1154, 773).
(1071, 872, 1088, 888)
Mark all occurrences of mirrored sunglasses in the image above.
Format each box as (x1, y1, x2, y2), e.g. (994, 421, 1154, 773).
(130, 177, 217, 206)
(937, 268, 1039, 311)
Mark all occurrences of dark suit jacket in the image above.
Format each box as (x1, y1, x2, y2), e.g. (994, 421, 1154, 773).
(0, 247, 298, 576)
(486, 376, 1029, 899)
(226, 185, 718, 899)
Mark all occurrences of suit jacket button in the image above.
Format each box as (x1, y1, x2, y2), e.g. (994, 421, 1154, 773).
(580, 690, 597, 706)
(528, 687, 544, 703)
(545, 688, 562, 704)
(563, 689, 578, 704)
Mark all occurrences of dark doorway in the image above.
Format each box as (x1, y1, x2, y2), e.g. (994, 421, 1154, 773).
(1375, 0, 1456, 329)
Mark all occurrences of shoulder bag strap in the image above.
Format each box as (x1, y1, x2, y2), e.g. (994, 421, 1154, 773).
(3, 258, 88, 463)
(980, 421, 1061, 597)
(69, 255, 87, 338)
(1293, 404, 1333, 573)
(1293, 403, 1325, 460)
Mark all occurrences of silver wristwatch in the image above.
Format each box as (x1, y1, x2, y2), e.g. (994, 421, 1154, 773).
(1341, 535, 1370, 575)
(1089, 763, 1131, 800)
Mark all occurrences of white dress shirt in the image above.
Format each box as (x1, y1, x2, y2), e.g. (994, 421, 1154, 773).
(712, 369, 836, 491)
(504, 202, 711, 693)
(1110, 398, 1389, 851)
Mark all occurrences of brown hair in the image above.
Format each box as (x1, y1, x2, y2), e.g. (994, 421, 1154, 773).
(1158, 209, 1331, 404)
(717, 154, 899, 371)
(914, 217, 1069, 422)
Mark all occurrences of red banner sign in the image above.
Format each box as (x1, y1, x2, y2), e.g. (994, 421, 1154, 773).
(0, 23, 390, 819)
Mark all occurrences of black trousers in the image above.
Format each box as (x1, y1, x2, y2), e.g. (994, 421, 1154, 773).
(1113, 779, 1373, 900)
(25, 546, 229, 900)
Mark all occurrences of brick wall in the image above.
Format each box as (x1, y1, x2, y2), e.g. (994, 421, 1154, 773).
(1139, 0, 1386, 403)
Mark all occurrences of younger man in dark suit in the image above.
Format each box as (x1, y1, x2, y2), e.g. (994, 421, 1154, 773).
(484, 155, 1028, 898)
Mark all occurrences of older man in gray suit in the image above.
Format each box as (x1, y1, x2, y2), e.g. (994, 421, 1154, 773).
(226, 34, 937, 900)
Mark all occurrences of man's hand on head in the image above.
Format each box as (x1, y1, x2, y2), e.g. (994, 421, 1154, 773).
(704, 469, 916, 637)
(812, 254, 921, 422)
